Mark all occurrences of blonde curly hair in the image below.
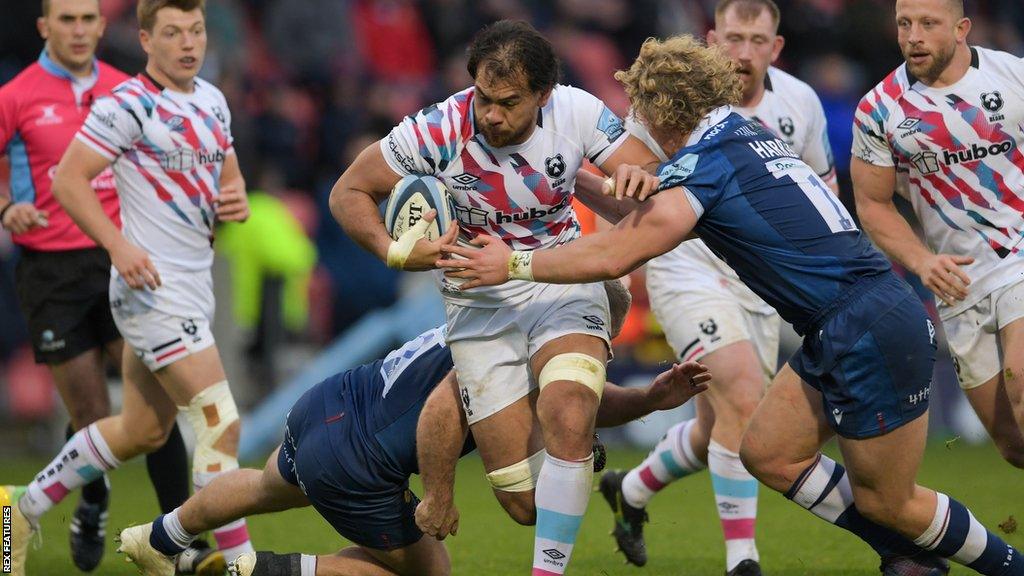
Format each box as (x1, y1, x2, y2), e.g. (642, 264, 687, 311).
(615, 35, 743, 137)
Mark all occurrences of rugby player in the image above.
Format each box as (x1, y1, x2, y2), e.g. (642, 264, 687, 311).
(5, 1, 253, 573)
(598, 1, 839, 572)
(113, 325, 711, 576)
(439, 35, 1024, 575)
(331, 19, 659, 575)
(0, 0, 191, 570)
(852, 0, 1024, 480)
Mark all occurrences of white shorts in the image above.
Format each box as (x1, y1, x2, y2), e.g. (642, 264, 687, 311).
(109, 269, 216, 371)
(647, 269, 780, 379)
(943, 279, 1024, 390)
(445, 282, 610, 425)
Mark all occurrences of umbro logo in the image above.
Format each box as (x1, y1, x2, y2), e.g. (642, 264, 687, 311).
(542, 549, 566, 560)
(451, 172, 480, 188)
(897, 118, 921, 130)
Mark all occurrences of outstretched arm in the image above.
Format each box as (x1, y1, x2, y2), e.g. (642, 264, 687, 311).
(415, 370, 466, 540)
(440, 186, 698, 289)
(596, 362, 710, 428)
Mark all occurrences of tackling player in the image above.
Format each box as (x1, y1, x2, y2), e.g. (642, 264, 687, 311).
(331, 19, 659, 575)
(439, 35, 1024, 576)
(600, 1, 839, 572)
(113, 325, 711, 576)
(4, 1, 253, 574)
(0, 0, 191, 571)
(852, 0, 1024, 481)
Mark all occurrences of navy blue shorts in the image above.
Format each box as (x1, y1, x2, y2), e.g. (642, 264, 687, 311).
(789, 274, 936, 439)
(277, 377, 423, 550)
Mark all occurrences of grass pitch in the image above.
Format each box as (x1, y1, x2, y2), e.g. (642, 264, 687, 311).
(11, 441, 1021, 575)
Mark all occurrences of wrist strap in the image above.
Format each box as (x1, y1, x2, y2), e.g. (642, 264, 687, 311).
(386, 216, 433, 269)
(508, 250, 534, 281)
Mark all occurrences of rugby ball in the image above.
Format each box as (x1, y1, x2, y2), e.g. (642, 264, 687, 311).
(384, 175, 455, 242)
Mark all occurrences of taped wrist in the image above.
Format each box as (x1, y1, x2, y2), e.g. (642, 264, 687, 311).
(508, 250, 534, 281)
(386, 216, 432, 269)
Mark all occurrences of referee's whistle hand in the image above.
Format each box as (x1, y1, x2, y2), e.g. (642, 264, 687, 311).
(1, 203, 49, 234)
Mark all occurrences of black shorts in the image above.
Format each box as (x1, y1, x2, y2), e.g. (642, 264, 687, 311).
(15, 247, 121, 364)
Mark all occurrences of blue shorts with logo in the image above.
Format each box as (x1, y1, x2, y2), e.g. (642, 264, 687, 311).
(789, 273, 936, 439)
(277, 375, 423, 551)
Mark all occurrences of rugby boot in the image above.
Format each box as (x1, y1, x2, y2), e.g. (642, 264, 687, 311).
(592, 433, 607, 473)
(727, 559, 763, 576)
(599, 469, 649, 566)
(2, 485, 36, 576)
(177, 539, 227, 576)
(117, 523, 175, 576)
(70, 491, 108, 571)
(880, 552, 950, 576)
(230, 551, 302, 576)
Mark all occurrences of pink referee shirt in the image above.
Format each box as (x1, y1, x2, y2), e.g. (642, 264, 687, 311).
(0, 50, 128, 251)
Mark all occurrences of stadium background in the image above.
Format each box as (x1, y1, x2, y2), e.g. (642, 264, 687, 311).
(0, 2, 1023, 573)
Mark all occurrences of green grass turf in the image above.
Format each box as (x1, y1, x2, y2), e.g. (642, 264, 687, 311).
(10, 441, 1022, 575)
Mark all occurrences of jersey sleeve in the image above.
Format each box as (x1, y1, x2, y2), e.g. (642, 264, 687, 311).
(851, 89, 895, 168)
(801, 91, 837, 179)
(564, 86, 629, 165)
(0, 84, 17, 153)
(656, 152, 724, 218)
(380, 97, 465, 177)
(216, 89, 234, 153)
(76, 93, 144, 161)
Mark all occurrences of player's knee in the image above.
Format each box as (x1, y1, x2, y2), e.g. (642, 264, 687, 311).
(183, 381, 241, 475)
(850, 488, 909, 529)
(134, 421, 174, 453)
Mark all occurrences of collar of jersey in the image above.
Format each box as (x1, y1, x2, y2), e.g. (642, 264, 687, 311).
(38, 49, 98, 84)
(685, 105, 734, 147)
(905, 46, 980, 90)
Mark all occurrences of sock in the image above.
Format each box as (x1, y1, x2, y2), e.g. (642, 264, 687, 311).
(212, 518, 254, 562)
(66, 424, 109, 505)
(145, 422, 190, 514)
(709, 440, 759, 570)
(149, 509, 195, 556)
(914, 492, 1024, 575)
(786, 454, 922, 559)
(532, 454, 593, 575)
(20, 424, 120, 522)
(621, 419, 706, 508)
(300, 554, 317, 576)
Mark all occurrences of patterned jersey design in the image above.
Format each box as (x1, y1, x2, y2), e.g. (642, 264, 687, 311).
(76, 74, 233, 272)
(382, 85, 628, 307)
(852, 47, 1024, 318)
(644, 66, 837, 313)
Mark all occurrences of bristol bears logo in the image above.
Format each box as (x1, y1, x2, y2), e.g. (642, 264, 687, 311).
(545, 154, 566, 178)
(778, 116, 795, 137)
(981, 91, 1004, 113)
(699, 318, 718, 336)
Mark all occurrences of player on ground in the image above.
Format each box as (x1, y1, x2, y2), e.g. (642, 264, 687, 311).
(0, 0, 192, 571)
(439, 35, 1024, 576)
(114, 324, 711, 576)
(4, 1, 254, 574)
(331, 19, 659, 575)
(852, 0, 1024, 478)
(599, 2, 839, 572)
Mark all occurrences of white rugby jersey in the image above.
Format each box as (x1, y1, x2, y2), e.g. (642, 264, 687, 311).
(643, 67, 836, 312)
(852, 46, 1024, 319)
(382, 84, 628, 307)
(76, 73, 233, 272)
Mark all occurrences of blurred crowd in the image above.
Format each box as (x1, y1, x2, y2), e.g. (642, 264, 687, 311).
(1, 0, 1023, 380)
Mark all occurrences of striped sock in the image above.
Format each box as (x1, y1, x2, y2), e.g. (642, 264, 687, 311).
(532, 454, 593, 575)
(915, 492, 1024, 575)
(21, 424, 120, 522)
(709, 440, 759, 571)
(149, 509, 195, 556)
(786, 454, 922, 558)
(621, 419, 706, 508)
